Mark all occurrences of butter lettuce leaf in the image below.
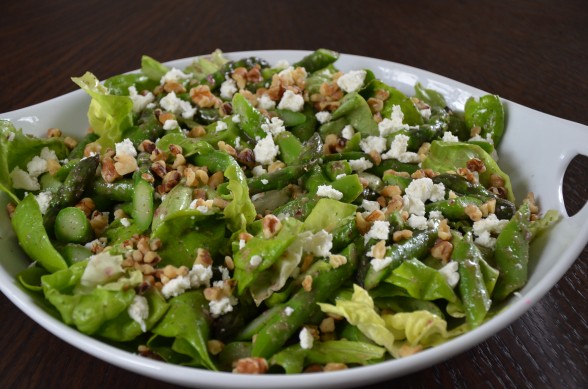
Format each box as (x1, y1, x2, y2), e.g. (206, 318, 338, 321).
(72, 72, 133, 151)
(223, 162, 256, 232)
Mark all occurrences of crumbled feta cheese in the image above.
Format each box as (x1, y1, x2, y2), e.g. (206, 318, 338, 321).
(316, 185, 343, 200)
(360, 136, 387, 154)
(299, 327, 314, 349)
(161, 275, 191, 299)
(261, 117, 286, 136)
(189, 264, 213, 288)
(419, 107, 432, 120)
(215, 121, 228, 132)
(257, 93, 276, 110)
(397, 151, 421, 163)
(219, 266, 230, 281)
(232, 114, 241, 123)
(209, 297, 234, 318)
(34, 191, 52, 215)
(335, 173, 346, 180)
(438, 261, 460, 288)
(128, 295, 149, 332)
(302, 229, 333, 257)
(275, 59, 290, 69)
(284, 306, 294, 316)
(26, 156, 48, 177)
(128, 85, 155, 113)
(341, 124, 355, 140)
(364, 220, 390, 243)
(407, 214, 428, 230)
(84, 238, 106, 251)
(336, 70, 367, 93)
(277, 90, 304, 112)
(428, 210, 444, 220)
(250, 255, 263, 268)
(163, 119, 179, 131)
(40, 147, 58, 162)
(159, 91, 196, 119)
(405, 178, 435, 202)
(430, 182, 446, 202)
(252, 165, 268, 176)
(253, 135, 280, 165)
(10, 167, 40, 191)
(239, 239, 246, 250)
(348, 157, 373, 172)
(370, 256, 393, 272)
(160, 68, 191, 84)
(403, 196, 426, 216)
(315, 111, 332, 124)
(382, 133, 409, 160)
(6, 132, 15, 142)
(115, 138, 137, 157)
(379, 105, 409, 136)
(120, 217, 131, 227)
(361, 199, 381, 213)
(442, 131, 459, 142)
(220, 78, 238, 100)
(261, 179, 269, 185)
(473, 214, 509, 248)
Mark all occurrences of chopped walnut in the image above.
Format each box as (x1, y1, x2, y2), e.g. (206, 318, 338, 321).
(232, 357, 268, 374)
(380, 185, 402, 198)
(371, 240, 387, 259)
(431, 239, 453, 263)
(190, 85, 221, 108)
(302, 275, 313, 292)
(324, 363, 348, 372)
(393, 229, 413, 242)
(114, 154, 138, 176)
(329, 254, 347, 269)
(467, 158, 486, 173)
(464, 204, 483, 221)
(262, 214, 282, 238)
(101, 154, 120, 183)
(438, 219, 452, 241)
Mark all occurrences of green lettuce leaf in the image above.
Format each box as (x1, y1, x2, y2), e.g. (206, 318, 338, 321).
(141, 55, 170, 82)
(384, 258, 459, 303)
(0, 120, 68, 202)
(151, 290, 216, 370)
(421, 141, 515, 202)
(270, 340, 386, 374)
(318, 284, 399, 357)
(184, 49, 229, 80)
(72, 72, 133, 151)
(223, 162, 256, 232)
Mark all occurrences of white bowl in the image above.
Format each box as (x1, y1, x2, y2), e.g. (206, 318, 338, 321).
(1, 50, 587, 389)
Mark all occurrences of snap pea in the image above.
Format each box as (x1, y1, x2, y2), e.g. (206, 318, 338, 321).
(274, 131, 303, 165)
(493, 203, 531, 301)
(54, 207, 94, 243)
(426, 196, 485, 220)
(91, 178, 134, 202)
(363, 227, 439, 290)
(292, 48, 339, 73)
(251, 243, 358, 359)
(11, 194, 67, 273)
(131, 151, 154, 232)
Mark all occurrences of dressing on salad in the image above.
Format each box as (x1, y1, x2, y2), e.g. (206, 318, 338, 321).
(1, 49, 558, 374)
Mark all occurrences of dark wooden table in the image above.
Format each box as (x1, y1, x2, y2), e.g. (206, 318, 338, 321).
(1, 1, 586, 388)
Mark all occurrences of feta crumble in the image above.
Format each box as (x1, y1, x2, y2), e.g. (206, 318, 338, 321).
(360, 136, 387, 154)
(257, 93, 276, 110)
(473, 214, 509, 248)
(341, 124, 355, 140)
(370, 256, 393, 272)
(379, 105, 409, 136)
(348, 157, 373, 172)
(277, 90, 304, 112)
(261, 116, 286, 136)
(128, 86, 155, 113)
(209, 297, 234, 318)
(382, 133, 418, 163)
(161, 275, 191, 299)
(34, 191, 52, 215)
(442, 131, 459, 142)
(253, 135, 280, 165)
(336, 70, 367, 93)
(316, 184, 343, 200)
(26, 156, 48, 177)
(159, 91, 196, 119)
(361, 199, 381, 213)
(299, 327, 314, 350)
(252, 165, 268, 176)
(438, 261, 460, 288)
(302, 229, 333, 257)
(315, 111, 332, 124)
(220, 78, 238, 100)
(120, 217, 131, 227)
(215, 121, 228, 132)
(163, 119, 179, 131)
(115, 138, 137, 157)
(364, 220, 390, 243)
(189, 264, 213, 288)
(160, 68, 191, 84)
(10, 167, 40, 191)
(407, 214, 428, 230)
(128, 295, 149, 332)
(284, 306, 294, 316)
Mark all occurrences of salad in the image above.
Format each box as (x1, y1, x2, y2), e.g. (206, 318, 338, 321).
(0, 49, 558, 374)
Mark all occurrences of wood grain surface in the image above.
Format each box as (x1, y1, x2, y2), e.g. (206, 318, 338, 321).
(1, 1, 586, 388)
